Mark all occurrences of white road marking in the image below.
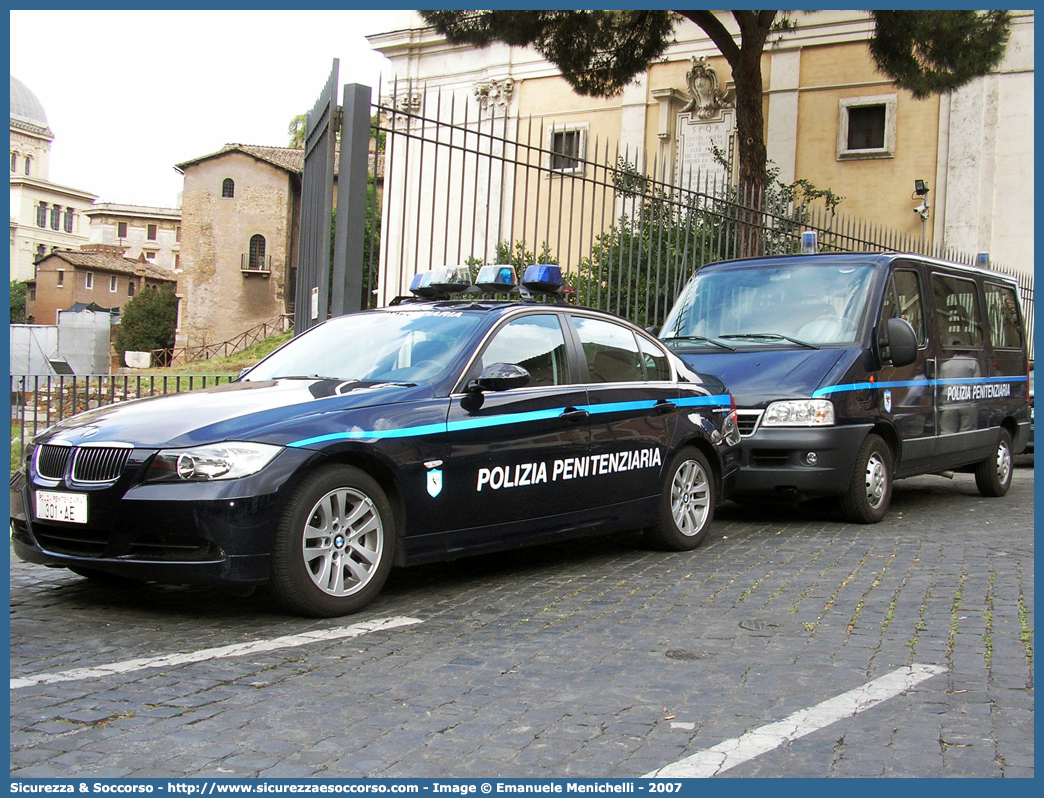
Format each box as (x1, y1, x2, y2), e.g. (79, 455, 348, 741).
(644, 663, 947, 778)
(10, 616, 422, 690)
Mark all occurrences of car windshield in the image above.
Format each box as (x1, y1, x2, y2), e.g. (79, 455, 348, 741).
(244, 310, 484, 384)
(661, 261, 877, 346)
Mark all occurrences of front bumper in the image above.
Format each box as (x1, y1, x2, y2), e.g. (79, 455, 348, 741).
(734, 424, 873, 498)
(10, 447, 315, 585)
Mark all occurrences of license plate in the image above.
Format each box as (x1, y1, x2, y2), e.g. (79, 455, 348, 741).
(35, 490, 88, 524)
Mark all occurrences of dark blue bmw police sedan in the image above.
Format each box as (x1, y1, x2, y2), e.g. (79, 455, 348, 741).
(11, 267, 741, 617)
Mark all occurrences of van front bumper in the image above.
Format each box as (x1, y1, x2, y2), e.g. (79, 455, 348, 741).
(735, 424, 874, 497)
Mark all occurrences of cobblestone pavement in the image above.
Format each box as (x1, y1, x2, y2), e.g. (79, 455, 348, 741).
(9, 465, 1034, 778)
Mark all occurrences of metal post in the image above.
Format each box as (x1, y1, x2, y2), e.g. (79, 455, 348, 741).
(331, 84, 373, 316)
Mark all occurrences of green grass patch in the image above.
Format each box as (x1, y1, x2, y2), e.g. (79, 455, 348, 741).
(126, 331, 293, 377)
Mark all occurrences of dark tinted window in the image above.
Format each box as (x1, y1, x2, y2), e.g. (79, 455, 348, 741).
(932, 273, 983, 348)
(474, 314, 568, 388)
(573, 316, 643, 383)
(638, 336, 672, 381)
(883, 269, 926, 345)
(983, 282, 1023, 349)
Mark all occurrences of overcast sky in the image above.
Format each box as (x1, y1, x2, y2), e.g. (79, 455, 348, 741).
(10, 10, 401, 208)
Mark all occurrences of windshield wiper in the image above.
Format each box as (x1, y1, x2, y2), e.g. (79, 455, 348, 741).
(719, 333, 819, 350)
(661, 334, 736, 351)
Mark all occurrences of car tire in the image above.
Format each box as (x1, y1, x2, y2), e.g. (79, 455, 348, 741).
(647, 447, 716, 551)
(974, 429, 1013, 497)
(270, 465, 395, 617)
(840, 433, 892, 524)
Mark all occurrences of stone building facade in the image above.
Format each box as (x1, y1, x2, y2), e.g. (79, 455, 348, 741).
(26, 246, 178, 326)
(368, 10, 1034, 283)
(174, 144, 302, 349)
(9, 76, 97, 282)
(85, 204, 182, 272)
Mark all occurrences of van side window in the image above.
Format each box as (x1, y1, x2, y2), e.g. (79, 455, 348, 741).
(932, 274, 983, 349)
(983, 283, 1023, 349)
(883, 270, 926, 345)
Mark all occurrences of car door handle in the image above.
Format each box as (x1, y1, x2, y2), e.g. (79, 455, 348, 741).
(561, 407, 589, 422)
(654, 400, 677, 415)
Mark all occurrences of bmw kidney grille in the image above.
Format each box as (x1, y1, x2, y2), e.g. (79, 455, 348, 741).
(36, 444, 131, 483)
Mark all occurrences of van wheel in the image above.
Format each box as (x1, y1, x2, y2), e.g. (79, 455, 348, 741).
(647, 447, 716, 551)
(974, 429, 1013, 497)
(270, 465, 394, 617)
(840, 434, 892, 524)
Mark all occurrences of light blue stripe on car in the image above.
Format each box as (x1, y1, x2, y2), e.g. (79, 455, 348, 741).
(287, 393, 732, 448)
(812, 375, 1027, 399)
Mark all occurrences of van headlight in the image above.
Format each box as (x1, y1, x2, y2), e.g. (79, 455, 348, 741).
(761, 399, 834, 427)
(146, 442, 283, 482)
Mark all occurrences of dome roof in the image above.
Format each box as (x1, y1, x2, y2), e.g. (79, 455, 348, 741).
(10, 75, 49, 128)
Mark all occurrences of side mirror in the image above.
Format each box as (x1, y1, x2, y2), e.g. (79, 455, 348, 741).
(882, 317, 918, 368)
(646, 325, 660, 336)
(466, 363, 531, 393)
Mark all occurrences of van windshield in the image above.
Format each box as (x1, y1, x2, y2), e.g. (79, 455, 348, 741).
(661, 262, 876, 347)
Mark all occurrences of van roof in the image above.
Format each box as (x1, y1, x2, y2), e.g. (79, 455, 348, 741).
(702, 252, 1021, 285)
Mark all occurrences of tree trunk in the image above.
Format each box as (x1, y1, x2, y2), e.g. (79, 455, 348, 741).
(729, 12, 775, 257)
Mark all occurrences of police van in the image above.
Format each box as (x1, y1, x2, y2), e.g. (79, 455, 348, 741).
(659, 251, 1030, 522)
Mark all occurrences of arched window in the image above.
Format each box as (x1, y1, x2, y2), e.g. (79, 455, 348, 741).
(24, 156, 32, 176)
(10, 152, 17, 172)
(248, 234, 266, 270)
(36, 202, 47, 228)
(221, 178, 235, 198)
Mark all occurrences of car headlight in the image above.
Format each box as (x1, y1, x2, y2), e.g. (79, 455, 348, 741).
(761, 399, 834, 427)
(146, 442, 283, 482)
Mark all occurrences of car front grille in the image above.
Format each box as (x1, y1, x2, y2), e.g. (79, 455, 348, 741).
(736, 410, 763, 437)
(36, 445, 72, 479)
(35, 444, 131, 484)
(72, 447, 132, 483)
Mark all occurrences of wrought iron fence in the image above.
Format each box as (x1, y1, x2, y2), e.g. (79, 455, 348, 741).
(372, 82, 1032, 345)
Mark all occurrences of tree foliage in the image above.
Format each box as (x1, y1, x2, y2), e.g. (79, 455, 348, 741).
(869, 11, 1011, 99)
(422, 11, 676, 98)
(422, 10, 1012, 195)
(288, 114, 307, 148)
(10, 280, 29, 324)
(113, 287, 178, 361)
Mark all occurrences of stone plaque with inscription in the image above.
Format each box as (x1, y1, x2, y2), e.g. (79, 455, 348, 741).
(675, 109, 735, 186)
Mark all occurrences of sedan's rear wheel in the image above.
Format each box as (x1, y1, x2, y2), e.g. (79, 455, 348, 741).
(270, 465, 394, 617)
(647, 447, 716, 551)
